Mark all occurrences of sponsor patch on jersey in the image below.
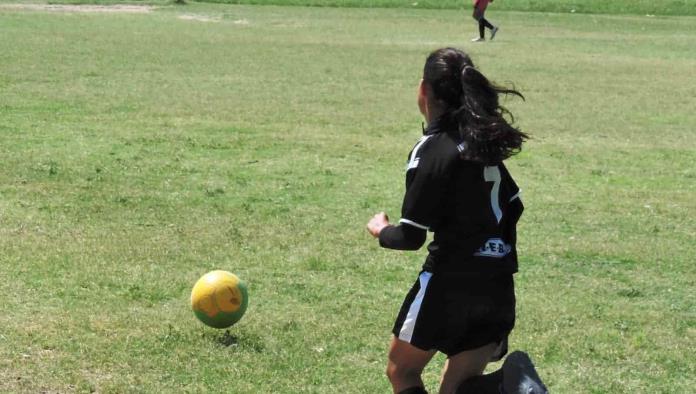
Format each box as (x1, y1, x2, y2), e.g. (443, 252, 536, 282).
(474, 238, 512, 258)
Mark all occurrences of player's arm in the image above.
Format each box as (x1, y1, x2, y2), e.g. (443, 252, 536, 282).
(367, 212, 427, 250)
(367, 136, 453, 251)
(379, 222, 427, 250)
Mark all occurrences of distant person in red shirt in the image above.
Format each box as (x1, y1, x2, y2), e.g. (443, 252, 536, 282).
(471, 0, 498, 42)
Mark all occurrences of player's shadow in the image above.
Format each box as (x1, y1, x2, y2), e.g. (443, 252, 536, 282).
(216, 330, 238, 347)
(212, 330, 265, 353)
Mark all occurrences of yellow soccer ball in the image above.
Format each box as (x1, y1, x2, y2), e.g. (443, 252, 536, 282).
(191, 270, 248, 329)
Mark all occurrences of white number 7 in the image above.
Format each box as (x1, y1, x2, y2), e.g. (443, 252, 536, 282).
(484, 166, 502, 224)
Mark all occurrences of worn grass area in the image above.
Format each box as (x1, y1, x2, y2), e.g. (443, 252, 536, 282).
(194, 0, 696, 16)
(11, 0, 696, 15)
(1, 2, 695, 393)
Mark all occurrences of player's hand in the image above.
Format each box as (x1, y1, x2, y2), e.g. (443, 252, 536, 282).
(367, 212, 390, 238)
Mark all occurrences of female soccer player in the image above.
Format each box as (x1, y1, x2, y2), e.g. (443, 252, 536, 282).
(367, 47, 528, 394)
(471, 0, 498, 42)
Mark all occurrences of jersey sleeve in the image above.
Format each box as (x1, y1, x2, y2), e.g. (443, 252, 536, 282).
(500, 164, 522, 214)
(378, 223, 427, 250)
(499, 164, 524, 240)
(399, 137, 457, 231)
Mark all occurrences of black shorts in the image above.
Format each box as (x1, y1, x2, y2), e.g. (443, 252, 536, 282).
(392, 271, 515, 357)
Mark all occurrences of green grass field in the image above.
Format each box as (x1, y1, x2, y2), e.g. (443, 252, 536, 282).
(1, 1, 695, 393)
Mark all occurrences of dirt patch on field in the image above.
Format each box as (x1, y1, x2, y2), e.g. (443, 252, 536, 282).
(178, 14, 220, 23)
(0, 4, 155, 13)
(177, 14, 251, 25)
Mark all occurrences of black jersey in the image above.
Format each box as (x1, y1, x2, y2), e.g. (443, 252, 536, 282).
(399, 118, 523, 274)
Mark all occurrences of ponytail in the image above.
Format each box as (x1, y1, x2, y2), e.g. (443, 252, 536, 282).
(424, 48, 528, 164)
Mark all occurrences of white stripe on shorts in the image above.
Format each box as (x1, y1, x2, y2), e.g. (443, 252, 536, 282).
(398, 271, 433, 343)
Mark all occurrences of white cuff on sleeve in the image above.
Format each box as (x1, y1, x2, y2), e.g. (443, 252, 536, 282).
(399, 218, 429, 231)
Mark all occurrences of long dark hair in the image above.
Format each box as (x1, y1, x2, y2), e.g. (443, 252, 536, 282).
(423, 47, 528, 164)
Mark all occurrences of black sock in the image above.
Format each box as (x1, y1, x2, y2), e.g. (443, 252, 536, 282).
(481, 17, 494, 30)
(478, 20, 485, 38)
(398, 386, 428, 394)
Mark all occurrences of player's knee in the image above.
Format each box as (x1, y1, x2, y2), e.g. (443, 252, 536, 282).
(386, 362, 419, 384)
(386, 362, 399, 382)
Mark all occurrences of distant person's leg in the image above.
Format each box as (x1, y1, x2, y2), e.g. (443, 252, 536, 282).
(472, 7, 485, 41)
(472, 1, 494, 41)
(480, 16, 495, 36)
(477, 0, 497, 41)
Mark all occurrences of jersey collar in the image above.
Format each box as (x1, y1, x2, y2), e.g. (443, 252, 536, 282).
(422, 116, 453, 136)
